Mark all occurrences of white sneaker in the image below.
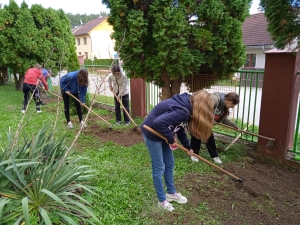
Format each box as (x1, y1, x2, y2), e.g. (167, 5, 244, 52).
(213, 157, 222, 164)
(166, 193, 187, 204)
(67, 121, 73, 129)
(80, 121, 87, 128)
(191, 155, 199, 162)
(157, 200, 174, 212)
(21, 110, 26, 113)
(37, 110, 42, 113)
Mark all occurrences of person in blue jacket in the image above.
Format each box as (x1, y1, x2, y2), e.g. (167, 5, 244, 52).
(39, 68, 52, 105)
(60, 68, 89, 128)
(140, 90, 215, 211)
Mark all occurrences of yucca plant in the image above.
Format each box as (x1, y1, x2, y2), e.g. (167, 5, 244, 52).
(0, 127, 100, 225)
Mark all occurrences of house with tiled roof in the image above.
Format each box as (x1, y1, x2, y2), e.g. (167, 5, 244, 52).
(242, 13, 274, 69)
(72, 16, 116, 60)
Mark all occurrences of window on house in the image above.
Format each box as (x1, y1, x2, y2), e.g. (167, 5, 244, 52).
(77, 38, 80, 45)
(245, 54, 256, 67)
(84, 37, 87, 45)
(85, 52, 88, 59)
(78, 52, 81, 55)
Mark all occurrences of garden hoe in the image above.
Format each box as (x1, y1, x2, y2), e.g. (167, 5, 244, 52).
(224, 119, 255, 151)
(214, 122, 275, 147)
(113, 92, 142, 135)
(143, 125, 243, 183)
(67, 93, 113, 131)
(43, 89, 113, 130)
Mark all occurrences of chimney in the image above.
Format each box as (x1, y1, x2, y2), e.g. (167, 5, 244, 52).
(257, 7, 263, 13)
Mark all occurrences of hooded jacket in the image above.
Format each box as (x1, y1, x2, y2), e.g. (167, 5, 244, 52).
(108, 70, 129, 97)
(211, 92, 238, 129)
(60, 70, 87, 103)
(141, 93, 192, 149)
(24, 68, 48, 90)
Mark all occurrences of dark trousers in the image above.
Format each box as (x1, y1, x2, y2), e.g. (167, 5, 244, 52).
(190, 134, 218, 158)
(22, 83, 42, 110)
(114, 93, 130, 123)
(62, 91, 82, 123)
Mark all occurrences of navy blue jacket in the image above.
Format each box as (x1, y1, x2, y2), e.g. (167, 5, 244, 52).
(141, 93, 192, 149)
(60, 70, 87, 103)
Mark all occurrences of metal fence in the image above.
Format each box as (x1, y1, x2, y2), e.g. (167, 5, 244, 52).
(52, 68, 264, 142)
(145, 70, 265, 142)
(291, 71, 300, 160)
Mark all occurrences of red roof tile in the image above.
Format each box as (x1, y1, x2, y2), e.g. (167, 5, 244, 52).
(242, 13, 273, 46)
(73, 16, 108, 36)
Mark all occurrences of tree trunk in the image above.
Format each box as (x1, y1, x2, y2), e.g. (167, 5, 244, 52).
(161, 71, 183, 100)
(13, 73, 23, 91)
(0, 67, 8, 85)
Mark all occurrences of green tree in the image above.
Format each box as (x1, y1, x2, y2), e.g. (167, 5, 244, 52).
(260, 0, 300, 50)
(102, 0, 250, 99)
(66, 12, 109, 28)
(0, 0, 79, 89)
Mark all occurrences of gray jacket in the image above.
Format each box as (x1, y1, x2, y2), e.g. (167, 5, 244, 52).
(108, 70, 129, 97)
(211, 92, 238, 129)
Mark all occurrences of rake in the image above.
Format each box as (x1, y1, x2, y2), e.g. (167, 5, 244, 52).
(44, 89, 112, 130)
(143, 125, 243, 183)
(67, 93, 113, 130)
(214, 122, 275, 147)
(113, 92, 142, 135)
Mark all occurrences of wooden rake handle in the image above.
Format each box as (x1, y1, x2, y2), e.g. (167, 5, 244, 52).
(67, 93, 111, 126)
(44, 89, 111, 126)
(214, 122, 275, 142)
(143, 125, 243, 182)
(113, 92, 137, 126)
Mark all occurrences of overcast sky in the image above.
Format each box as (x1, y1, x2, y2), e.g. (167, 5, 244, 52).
(0, 0, 110, 14)
(0, 0, 260, 15)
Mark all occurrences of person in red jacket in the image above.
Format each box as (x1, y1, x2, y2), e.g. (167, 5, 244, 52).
(21, 64, 48, 113)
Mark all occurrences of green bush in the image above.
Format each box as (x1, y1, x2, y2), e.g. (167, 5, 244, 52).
(0, 127, 100, 225)
(84, 59, 113, 67)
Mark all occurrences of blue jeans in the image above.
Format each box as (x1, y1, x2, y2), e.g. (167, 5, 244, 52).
(143, 134, 176, 202)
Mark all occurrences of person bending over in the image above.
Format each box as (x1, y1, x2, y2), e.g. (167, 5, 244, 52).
(21, 63, 48, 113)
(141, 90, 214, 211)
(190, 92, 240, 164)
(60, 68, 89, 129)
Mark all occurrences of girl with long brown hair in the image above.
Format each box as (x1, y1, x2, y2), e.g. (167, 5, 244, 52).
(190, 92, 240, 164)
(60, 68, 89, 128)
(140, 90, 214, 212)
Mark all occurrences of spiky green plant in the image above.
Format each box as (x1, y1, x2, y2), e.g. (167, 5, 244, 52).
(0, 127, 100, 225)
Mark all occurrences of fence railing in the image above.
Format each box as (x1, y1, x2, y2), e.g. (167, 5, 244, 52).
(290, 71, 300, 161)
(145, 70, 265, 142)
(73, 67, 264, 142)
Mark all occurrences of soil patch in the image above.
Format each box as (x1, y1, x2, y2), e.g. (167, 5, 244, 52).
(40, 94, 61, 104)
(82, 122, 144, 146)
(83, 127, 300, 224)
(173, 155, 300, 225)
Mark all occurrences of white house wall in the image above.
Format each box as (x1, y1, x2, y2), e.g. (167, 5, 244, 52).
(90, 30, 116, 59)
(246, 48, 267, 69)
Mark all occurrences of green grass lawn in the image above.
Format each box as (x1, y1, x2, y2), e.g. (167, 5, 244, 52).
(0, 82, 247, 225)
